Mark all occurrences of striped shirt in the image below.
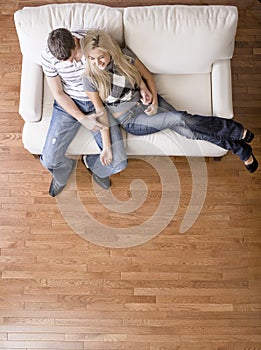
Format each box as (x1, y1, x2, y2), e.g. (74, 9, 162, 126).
(41, 30, 89, 101)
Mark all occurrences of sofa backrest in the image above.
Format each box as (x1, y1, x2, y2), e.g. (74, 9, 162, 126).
(15, 3, 238, 73)
(124, 5, 238, 74)
(14, 3, 124, 65)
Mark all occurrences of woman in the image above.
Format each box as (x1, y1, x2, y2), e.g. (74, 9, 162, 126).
(82, 29, 258, 173)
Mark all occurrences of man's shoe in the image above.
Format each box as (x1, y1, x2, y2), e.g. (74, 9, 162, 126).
(92, 173, 111, 190)
(82, 155, 111, 190)
(49, 179, 65, 197)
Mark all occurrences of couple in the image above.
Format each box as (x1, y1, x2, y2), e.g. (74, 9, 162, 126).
(41, 28, 258, 197)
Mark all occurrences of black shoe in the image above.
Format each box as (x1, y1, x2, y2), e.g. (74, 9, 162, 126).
(244, 154, 258, 173)
(82, 155, 111, 190)
(242, 130, 254, 143)
(49, 179, 65, 197)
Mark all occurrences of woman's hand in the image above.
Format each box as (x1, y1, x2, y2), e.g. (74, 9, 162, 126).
(140, 87, 152, 105)
(100, 147, 113, 166)
(145, 104, 158, 116)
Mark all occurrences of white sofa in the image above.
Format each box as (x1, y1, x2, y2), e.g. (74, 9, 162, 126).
(14, 3, 238, 157)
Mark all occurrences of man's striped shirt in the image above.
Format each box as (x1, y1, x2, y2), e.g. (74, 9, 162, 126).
(41, 30, 89, 101)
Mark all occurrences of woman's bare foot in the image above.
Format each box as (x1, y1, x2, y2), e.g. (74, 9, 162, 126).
(244, 155, 253, 165)
(242, 129, 247, 139)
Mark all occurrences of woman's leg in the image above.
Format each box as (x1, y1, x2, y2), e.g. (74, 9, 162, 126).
(157, 95, 245, 141)
(157, 95, 254, 161)
(85, 112, 128, 178)
(120, 100, 252, 161)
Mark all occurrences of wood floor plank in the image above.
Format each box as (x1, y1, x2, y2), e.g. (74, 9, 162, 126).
(0, 0, 260, 349)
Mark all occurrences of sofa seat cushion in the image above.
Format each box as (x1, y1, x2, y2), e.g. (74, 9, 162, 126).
(154, 73, 212, 116)
(126, 130, 227, 157)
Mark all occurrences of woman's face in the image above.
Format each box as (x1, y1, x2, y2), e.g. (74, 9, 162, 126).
(87, 48, 111, 70)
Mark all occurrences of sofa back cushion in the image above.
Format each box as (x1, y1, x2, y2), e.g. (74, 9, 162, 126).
(124, 5, 238, 74)
(14, 3, 123, 65)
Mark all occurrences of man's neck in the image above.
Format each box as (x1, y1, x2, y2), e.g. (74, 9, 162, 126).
(74, 37, 83, 62)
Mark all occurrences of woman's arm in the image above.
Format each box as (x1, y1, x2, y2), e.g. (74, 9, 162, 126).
(139, 78, 152, 105)
(85, 91, 113, 166)
(134, 58, 158, 108)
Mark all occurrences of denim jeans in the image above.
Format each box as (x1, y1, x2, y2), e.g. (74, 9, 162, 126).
(40, 99, 127, 187)
(117, 95, 252, 162)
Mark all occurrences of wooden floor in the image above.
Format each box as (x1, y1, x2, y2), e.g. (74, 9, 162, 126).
(0, 0, 261, 349)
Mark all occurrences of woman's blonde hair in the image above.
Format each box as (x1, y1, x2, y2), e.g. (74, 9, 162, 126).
(83, 29, 141, 101)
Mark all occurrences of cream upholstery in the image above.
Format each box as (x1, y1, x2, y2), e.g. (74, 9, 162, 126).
(124, 5, 237, 74)
(14, 3, 238, 157)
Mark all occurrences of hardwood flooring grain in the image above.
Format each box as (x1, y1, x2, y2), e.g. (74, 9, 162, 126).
(0, 0, 260, 349)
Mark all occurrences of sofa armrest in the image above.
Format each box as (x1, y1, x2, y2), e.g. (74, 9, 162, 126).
(19, 58, 43, 122)
(211, 60, 233, 119)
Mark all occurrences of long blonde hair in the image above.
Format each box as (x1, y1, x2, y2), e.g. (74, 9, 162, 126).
(83, 29, 141, 101)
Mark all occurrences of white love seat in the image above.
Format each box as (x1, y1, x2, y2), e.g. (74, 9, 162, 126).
(14, 3, 238, 158)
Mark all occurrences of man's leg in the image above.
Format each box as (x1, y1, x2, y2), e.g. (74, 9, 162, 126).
(40, 101, 82, 196)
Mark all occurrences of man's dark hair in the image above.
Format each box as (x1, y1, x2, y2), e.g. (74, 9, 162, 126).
(47, 28, 76, 60)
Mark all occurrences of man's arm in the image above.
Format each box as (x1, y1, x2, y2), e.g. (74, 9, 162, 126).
(46, 75, 105, 131)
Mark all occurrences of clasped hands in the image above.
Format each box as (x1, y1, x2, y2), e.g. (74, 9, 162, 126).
(79, 110, 108, 131)
(79, 111, 112, 166)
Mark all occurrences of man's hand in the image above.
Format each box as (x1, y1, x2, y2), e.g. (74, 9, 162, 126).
(100, 147, 113, 166)
(45, 77, 108, 131)
(145, 104, 158, 116)
(80, 113, 108, 131)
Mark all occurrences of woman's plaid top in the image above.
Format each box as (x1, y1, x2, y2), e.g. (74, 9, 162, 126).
(82, 48, 140, 107)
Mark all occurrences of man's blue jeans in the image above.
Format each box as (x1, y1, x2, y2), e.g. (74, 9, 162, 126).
(117, 95, 252, 162)
(40, 99, 127, 187)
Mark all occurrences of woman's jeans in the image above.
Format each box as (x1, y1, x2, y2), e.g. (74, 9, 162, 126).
(117, 95, 252, 162)
(40, 99, 127, 187)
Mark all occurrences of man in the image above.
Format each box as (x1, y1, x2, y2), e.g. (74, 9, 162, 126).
(40, 28, 127, 196)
